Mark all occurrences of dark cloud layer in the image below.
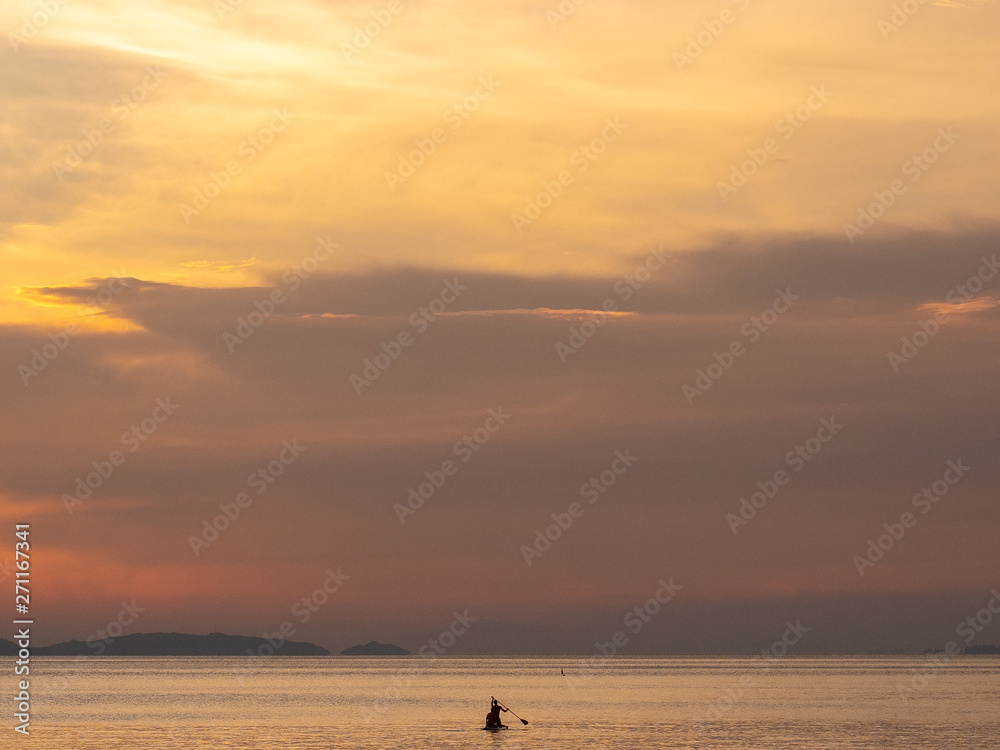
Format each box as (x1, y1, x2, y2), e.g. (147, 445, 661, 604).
(29, 224, 1000, 323)
(3, 229, 999, 653)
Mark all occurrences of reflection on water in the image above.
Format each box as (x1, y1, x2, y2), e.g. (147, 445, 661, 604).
(17, 656, 1000, 749)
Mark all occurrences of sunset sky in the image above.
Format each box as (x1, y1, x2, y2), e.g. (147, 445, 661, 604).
(2, 0, 999, 654)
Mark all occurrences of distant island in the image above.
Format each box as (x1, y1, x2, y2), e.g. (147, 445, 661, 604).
(340, 640, 410, 655)
(919, 644, 1000, 655)
(0, 632, 328, 656)
(955, 645, 1000, 655)
(3, 636, 998, 657)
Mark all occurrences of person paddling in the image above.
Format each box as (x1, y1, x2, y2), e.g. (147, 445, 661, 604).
(485, 697, 508, 728)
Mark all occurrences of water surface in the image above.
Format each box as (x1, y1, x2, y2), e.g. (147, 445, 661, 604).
(17, 656, 1000, 748)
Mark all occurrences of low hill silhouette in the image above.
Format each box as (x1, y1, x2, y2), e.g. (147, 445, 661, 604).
(964, 645, 1000, 655)
(29, 632, 328, 656)
(340, 640, 409, 655)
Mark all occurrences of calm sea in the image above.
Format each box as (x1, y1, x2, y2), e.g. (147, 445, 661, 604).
(15, 656, 1000, 748)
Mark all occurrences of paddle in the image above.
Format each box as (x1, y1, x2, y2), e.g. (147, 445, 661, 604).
(493, 696, 529, 725)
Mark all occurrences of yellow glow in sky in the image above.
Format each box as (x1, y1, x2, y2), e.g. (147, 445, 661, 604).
(2, 0, 998, 323)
